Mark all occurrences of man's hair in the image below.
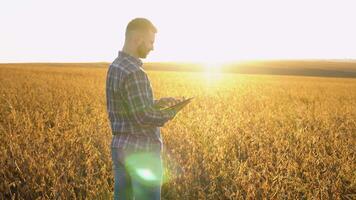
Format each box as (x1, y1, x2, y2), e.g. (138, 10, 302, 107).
(125, 18, 157, 38)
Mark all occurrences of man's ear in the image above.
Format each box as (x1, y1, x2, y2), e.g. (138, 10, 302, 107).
(135, 37, 143, 46)
(130, 31, 143, 44)
(127, 31, 140, 45)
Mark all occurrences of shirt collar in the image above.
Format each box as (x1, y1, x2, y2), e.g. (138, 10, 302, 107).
(118, 51, 143, 67)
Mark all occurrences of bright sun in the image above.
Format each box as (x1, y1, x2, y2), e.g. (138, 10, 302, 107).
(201, 61, 224, 83)
(202, 62, 222, 73)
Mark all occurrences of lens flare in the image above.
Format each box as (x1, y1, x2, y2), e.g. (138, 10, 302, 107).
(136, 168, 157, 181)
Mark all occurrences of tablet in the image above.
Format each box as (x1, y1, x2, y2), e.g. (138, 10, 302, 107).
(161, 97, 194, 112)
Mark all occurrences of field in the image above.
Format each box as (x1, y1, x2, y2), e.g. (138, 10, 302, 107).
(0, 64, 355, 199)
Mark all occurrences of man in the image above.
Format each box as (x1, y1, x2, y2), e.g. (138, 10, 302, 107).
(106, 18, 180, 200)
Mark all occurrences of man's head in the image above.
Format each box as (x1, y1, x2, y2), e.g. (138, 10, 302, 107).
(124, 18, 157, 59)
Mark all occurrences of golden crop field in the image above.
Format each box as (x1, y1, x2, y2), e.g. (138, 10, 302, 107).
(0, 64, 355, 199)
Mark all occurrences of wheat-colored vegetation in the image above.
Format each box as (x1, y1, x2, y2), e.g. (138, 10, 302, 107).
(0, 64, 355, 199)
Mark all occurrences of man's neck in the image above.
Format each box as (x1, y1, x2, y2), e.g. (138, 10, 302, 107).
(122, 45, 139, 59)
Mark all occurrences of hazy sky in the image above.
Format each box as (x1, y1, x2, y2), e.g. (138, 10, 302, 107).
(1, 0, 355, 63)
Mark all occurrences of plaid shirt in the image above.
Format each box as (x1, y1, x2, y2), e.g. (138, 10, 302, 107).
(106, 51, 175, 152)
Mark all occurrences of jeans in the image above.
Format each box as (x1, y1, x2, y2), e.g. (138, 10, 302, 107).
(111, 148, 163, 200)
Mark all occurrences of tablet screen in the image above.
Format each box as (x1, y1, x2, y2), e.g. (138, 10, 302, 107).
(161, 97, 194, 111)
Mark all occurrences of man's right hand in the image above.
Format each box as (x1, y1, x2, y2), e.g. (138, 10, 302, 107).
(155, 97, 185, 108)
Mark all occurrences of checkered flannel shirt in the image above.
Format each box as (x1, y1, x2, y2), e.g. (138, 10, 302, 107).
(106, 51, 176, 152)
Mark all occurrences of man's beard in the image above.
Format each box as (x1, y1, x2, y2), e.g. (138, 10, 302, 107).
(137, 43, 149, 58)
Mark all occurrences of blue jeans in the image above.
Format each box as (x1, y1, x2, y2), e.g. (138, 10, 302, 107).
(111, 148, 163, 200)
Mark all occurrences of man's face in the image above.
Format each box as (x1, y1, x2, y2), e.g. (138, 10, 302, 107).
(137, 31, 155, 59)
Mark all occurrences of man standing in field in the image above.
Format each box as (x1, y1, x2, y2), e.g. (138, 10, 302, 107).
(106, 18, 180, 200)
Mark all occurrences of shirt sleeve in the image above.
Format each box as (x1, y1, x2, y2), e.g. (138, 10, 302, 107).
(124, 70, 176, 127)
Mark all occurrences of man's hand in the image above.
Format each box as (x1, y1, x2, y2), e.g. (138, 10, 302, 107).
(155, 97, 185, 108)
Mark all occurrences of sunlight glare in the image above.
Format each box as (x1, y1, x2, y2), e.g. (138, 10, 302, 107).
(201, 61, 225, 88)
(202, 62, 222, 73)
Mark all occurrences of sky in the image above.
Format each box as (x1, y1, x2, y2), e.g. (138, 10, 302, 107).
(1, 0, 356, 63)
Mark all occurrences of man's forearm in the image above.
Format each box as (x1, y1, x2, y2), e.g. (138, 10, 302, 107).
(133, 107, 176, 127)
